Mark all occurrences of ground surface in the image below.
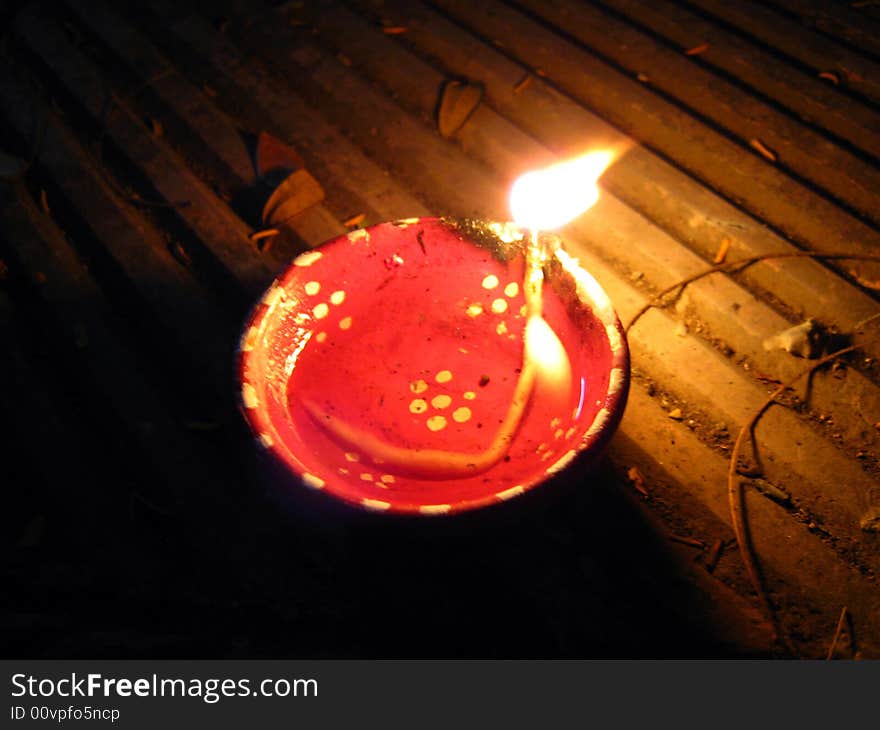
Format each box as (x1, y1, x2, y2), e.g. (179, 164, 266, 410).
(2, 0, 880, 658)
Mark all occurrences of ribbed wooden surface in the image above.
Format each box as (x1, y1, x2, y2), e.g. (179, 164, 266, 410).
(1, 0, 878, 658)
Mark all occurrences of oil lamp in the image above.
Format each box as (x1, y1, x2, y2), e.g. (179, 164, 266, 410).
(238, 153, 629, 516)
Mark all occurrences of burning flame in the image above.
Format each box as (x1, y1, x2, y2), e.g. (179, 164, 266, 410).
(509, 150, 615, 231)
(525, 314, 571, 405)
(510, 150, 619, 404)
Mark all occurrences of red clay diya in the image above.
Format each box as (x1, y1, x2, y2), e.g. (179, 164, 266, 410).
(237, 217, 629, 516)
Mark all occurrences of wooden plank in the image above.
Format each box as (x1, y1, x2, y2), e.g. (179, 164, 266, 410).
(767, 0, 880, 58)
(615, 386, 880, 658)
(346, 0, 880, 347)
(684, 0, 880, 105)
(66, 0, 255, 187)
(311, 0, 880, 459)
(13, 3, 276, 298)
(105, 0, 880, 648)
(119, 2, 431, 228)
(65, 0, 346, 251)
(199, 0, 880, 568)
(594, 0, 880, 162)
(0, 63, 233, 397)
(1, 181, 240, 508)
(148, 3, 508, 221)
(304, 3, 555, 177)
(430, 0, 880, 284)
(213, 5, 880, 552)
(585, 256, 880, 578)
(4, 0, 876, 658)
(627, 308, 880, 576)
(516, 0, 880, 223)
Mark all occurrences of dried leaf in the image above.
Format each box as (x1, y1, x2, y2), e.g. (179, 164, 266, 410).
(249, 228, 280, 243)
(250, 228, 280, 251)
(343, 212, 366, 228)
(40, 189, 51, 215)
(170, 241, 192, 267)
(255, 131, 305, 180)
(713, 237, 730, 264)
(262, 168, 325, 226)
(749, 138, 777, 162)
(685, 42, 710, 56)
(818, 71, 840, 85)
(513, 74, 533, 93)
(437, 80, 483, 138)
(382, 26, 407, 35)
(853, 273, 880, 291)
(626, 466, 648, 496)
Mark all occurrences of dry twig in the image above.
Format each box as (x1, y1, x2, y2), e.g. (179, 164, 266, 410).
(624, 251, 880, 334)
(728, 343, 864, 646)
(624, 251, 880, 651)
(826, 606, 849, 660)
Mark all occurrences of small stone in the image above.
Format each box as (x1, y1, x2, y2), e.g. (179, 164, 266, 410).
(668, 408, 683, 420)
(763, 319, 826, 359)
